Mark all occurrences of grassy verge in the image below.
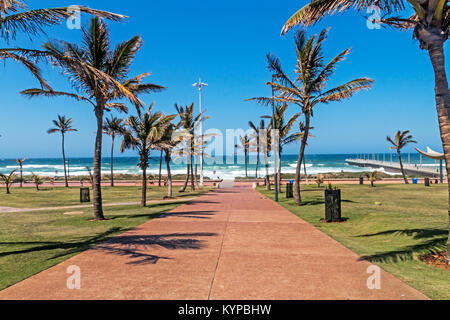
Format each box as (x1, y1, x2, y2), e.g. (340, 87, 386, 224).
(0, 187, 210, 290)
(0, 186, 202, 208)
(259, 184, 450, 300)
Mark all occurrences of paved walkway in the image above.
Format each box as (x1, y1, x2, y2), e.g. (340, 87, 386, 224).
(0, 186, 427, 300)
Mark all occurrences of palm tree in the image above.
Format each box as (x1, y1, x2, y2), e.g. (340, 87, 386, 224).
(249, 120, 265, 179)
(31, 173, 43, 191)
(0, 169, 17, 194)
(176, 103, 207, 192)
(264, 104, 301, 191)
(21, 18, 165, 221)
(120, 104, 176, 207)
(103, 116, 124, 187)
(387, 130, 417, 184)
(0, 1, 124, 90)
(365, 171, 380, 187)
(15, 158, 26, 187)
(250, 29, 373, 205)
(235, 134, 254, 178)
(47, 115, 77, 188)
(157, 122, 183, 198)
(282, 0, 450, 265)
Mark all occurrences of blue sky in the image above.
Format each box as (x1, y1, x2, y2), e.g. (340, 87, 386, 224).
(0, 0, 447, 158)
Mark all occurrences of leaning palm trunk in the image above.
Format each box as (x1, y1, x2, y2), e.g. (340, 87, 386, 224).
(179, 164, 190, 193)
(110, 136, 115, 187)
(190, 156, 195, 191)
(165, 151, 173, 198)
(62, 133, 68, 188)
(294, 113, 310, 206)
(93, 108, 105, 220)
(427, 41, 450, 263)
(398, 151, 409, 184)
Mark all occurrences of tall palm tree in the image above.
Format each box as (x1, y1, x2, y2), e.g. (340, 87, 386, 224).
(282, 0, 450, 264)
(120, 104, 176, 207)
(387, 130, 417, 184)
(0, 1, 124, 89)
(176, 103, 207, 192)
(250, 29, 373, 205)
(21, 18, 165, 220)
(264, 104, 301, 191)
(249, 120, 265, 179)
(235, 134, 254, 178)
(15, 157, 26, 187)
(0, 169, 17, 194)
(47, 115, 77, 188)
(103, 116, 124, 187)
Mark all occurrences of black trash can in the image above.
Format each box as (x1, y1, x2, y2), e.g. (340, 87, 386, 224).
(359, 177, 364, 185)
(80, 188, 91, 203)
(286, 183, 294, 199)
(325, 189, 342, 222)
(425, 178, 430, 187)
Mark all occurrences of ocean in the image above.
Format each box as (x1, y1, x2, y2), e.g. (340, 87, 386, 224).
(0, 153, 441, 180)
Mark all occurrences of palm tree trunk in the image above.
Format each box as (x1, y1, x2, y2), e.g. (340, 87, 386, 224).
(256, 143, 260, 179)
(194, 156, 199, 188)
(93, 109, 105, 221)
(190, 156, 195, 191)
(62, 133, 68, 188)
(245, 149, 248, 178)
(165, 151, 173, 198)
(398, 151, 409, 184)
(427, 40, 450, 263)
(179, 164, 189, 193)
(19, 165, 23, 188)
(294, 113, 310, 206)
(158, 149, 163, 187)
(265, 151, 270, 190)
(141, 166, 147, 207)
(110, 135, 115, 187)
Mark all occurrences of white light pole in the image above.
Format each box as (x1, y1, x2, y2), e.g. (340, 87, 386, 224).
(193, 77, 208, 186)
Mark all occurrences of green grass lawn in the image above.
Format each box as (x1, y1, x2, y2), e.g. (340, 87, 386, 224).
(0, 186, 199, 208)
(0, 186, 210, 291)
(259, 184, 450, 300)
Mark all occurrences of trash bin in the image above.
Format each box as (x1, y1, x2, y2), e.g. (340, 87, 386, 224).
(325, 189, 342, 222)
(359, 177, 364, 185)
(286, 183, 294, 198)
(80, 188, 90, 203)
(424, 178, 430, 187)
(412, 178, 418, 185)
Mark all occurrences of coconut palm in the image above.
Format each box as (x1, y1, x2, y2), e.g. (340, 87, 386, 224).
(249, 120, 265, 179)
(103, 116, 124, 187)
(0, 1, 124, 90)
(282, 0, 450, 264)
(21, 18, 165, 220)
(0, 169, 17, 194)
(387, 130, 417, 184)
(31, 173, 43, 191)
(15, 157, 26, 187)
(264, 104, 301, 191)
(176, 103, 207, 192)
(365, 171, 380, 187)
(120, 104, 176, 207)
(157, 122, 183, 198)
(235, 134, 254, 178)
(47, 115, 77, 188)
(250, 29, 373, 205)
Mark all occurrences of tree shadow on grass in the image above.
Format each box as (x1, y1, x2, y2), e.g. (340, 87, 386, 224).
(357, 228, 447, 263)
(0, 229, 218, 265)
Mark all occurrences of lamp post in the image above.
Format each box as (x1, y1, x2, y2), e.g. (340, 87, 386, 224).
(193, 77, 208, 186)
(271, 74, 279, 202)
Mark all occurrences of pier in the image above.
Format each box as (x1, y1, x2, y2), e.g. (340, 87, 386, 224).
(346, 158, 443, 180)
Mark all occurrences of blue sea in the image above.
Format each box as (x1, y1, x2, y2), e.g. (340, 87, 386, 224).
(0, 153, 441, 180)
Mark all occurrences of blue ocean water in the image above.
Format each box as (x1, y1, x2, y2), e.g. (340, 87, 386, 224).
(0, 153, 441, 179)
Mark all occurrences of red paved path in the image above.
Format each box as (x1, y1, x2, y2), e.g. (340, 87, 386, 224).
(0, 185, 428, 300)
